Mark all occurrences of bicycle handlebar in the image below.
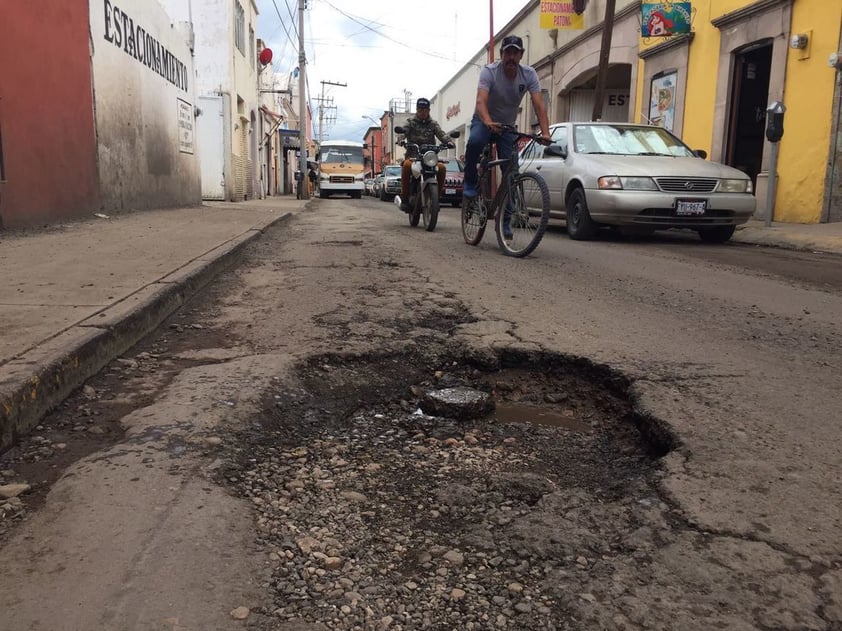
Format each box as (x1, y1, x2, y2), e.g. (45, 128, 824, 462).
(494, 124, 548, 145)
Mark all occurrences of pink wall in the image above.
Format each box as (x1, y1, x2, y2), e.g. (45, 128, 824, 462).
(0, 3, 99, 229)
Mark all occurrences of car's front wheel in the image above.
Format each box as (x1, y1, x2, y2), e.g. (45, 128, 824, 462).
(698, 225, 736, 243)
(566, 188, 598, 240)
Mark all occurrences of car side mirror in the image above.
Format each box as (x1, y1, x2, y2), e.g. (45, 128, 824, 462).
(394, 126, 405, 135)
(544, 144, 567, 159)
(694, 149, 708, 160)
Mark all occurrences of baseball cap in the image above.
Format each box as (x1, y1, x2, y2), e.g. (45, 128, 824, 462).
(416, 98, 430, 109)
(501, 35, 524, 51)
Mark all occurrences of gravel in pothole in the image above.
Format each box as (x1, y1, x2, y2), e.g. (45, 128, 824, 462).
(214, 355, 672, 630)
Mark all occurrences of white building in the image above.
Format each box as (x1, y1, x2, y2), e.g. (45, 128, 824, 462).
(258, 51, 306, 197)
(161, 0, 261, 201)
(429, 1, 638, 160)
(90, 0, 202, 212)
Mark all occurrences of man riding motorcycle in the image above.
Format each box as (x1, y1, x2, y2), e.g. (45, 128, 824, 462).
(398, 97, 456, 212)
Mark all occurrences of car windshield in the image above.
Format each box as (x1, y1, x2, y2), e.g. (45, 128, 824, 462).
(444, 160, 464, 173)
(384, 166, 401, 176)
(572, 124, 695, 157)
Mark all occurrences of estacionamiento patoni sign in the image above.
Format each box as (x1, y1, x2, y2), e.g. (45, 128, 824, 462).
(101, 0, 189, 92)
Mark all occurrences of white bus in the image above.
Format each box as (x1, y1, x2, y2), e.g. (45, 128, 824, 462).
(316, 140, 366, 199)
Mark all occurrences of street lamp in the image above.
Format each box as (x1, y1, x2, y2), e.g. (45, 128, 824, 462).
(361, 115, 381, 178)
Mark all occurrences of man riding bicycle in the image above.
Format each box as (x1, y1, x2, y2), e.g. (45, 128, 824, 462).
(463, 35, 552, 222)
(398, 97, 456, 212)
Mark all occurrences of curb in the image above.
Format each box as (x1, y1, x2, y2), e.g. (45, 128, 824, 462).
(732, 225, 842, 256)
(0, 214, 290, 451)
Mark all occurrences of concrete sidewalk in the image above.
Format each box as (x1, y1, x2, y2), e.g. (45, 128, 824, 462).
(0, 197, 306, 449)
(733, 218, 842, 255)
(1, 199, 841, 449)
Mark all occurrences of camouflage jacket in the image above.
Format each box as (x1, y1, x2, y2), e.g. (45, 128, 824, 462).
(401, 116, 452, 146)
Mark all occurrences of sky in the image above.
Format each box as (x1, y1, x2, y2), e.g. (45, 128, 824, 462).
(254, 0, 523, 142)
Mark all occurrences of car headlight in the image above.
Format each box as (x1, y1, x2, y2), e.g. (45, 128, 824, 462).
(422, 151, 438, 167)
(597, 176, 623, 189)
(620, 176, 658, 190)
(718, 179, 751, 193)
(597, 176, 657, 190)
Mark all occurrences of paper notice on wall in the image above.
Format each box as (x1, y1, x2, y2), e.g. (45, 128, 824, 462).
(178, 98, 194, 154)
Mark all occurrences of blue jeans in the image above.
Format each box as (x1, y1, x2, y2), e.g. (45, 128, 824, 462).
(463, 115, 516, 193)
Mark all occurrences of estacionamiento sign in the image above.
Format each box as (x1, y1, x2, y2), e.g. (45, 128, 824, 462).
(101, 0, 189, 92)
(539, 1, 585, 29)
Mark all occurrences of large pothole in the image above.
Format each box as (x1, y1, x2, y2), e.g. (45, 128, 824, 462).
(215, 348, 679, 630)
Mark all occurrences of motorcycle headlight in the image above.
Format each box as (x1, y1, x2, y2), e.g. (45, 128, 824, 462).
(422, 151, 438, 167)
(411, 161, 422, 177)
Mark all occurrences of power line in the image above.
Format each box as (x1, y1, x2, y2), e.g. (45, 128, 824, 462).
(321, 0, 460, 64)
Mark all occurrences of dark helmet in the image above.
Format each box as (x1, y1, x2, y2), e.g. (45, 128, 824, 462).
(416, 97, 431, 110)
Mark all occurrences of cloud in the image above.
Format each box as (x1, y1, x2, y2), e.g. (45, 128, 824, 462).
(255, 0, 522, 141)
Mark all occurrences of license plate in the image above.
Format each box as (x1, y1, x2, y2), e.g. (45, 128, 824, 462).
(445, 188, 456, 195)
(675, 199, 707, 215)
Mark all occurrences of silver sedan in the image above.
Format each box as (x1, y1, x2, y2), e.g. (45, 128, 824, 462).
(519, 122, 756, 243)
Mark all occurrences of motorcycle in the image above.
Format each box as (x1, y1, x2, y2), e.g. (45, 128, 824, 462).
(393, 127, 459, 232)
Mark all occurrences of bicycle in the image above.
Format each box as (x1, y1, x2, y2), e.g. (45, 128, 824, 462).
(460, 126, 551, 258)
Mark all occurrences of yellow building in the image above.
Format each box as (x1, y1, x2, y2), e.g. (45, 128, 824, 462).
(631, 0, 842, 224)
(508, 0, 842, 224)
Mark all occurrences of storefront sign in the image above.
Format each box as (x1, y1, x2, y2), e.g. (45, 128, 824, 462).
(649, 71, 677, 131)
(539, 2, 585, 30)
(641, 2, 692, 37)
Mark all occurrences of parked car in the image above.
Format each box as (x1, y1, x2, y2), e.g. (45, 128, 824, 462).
(380, 165, 402, 201)
(517, 122, 756, 243)
(372, 174, 384, 198)
(364, 178, 375, 196)
(441, 159, 464, 207)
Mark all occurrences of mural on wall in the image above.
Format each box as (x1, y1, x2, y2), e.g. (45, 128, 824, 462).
(641, 2, 691, 37)
(649, 71, 677, 131)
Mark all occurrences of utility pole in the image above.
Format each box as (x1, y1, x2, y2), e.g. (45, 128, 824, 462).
(297, 0, 307, 199)
(591, 0, 616, 121)
(317, 80, 346, 145)
(488, 0, 495, 63)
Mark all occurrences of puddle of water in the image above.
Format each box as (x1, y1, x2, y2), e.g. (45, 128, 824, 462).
(493, 402, 591, 432)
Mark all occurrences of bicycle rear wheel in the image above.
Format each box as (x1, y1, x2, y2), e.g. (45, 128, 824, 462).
(495, 172, 551, 258)
(461, 195, 488, 245)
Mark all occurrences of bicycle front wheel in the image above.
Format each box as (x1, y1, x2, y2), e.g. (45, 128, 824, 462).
(495, 172, 551, 258)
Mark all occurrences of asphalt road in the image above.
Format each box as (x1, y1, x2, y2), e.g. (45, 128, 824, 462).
(1, 197, 839, 630)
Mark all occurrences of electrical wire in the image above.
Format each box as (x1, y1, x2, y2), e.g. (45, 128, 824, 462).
(321, 0, 466, 64)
